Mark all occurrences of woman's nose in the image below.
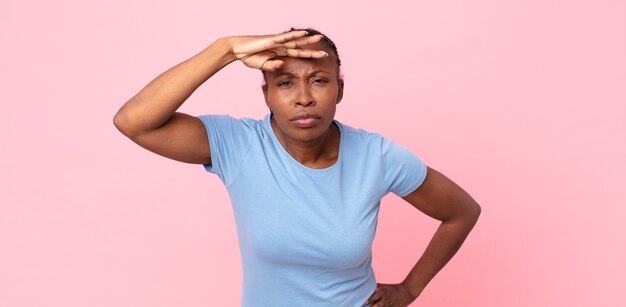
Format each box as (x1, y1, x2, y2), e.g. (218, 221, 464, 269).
(295, 84, 315, 107)
(297, 99, 315, 107)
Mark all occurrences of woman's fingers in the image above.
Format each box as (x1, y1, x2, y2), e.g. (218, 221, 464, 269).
(271, 30, 309, 44)
(271, 43, 328, 59)
(260, 59, 285, 72)
(270, 46, 289, 57)
(268, 43, 328, 59)
(268, 47, 327, 59)
(258, 54, 286, 72)
(364, 288, 383, 306)
(284, 47, 328, 58)
(240, 50, 281, 71)
(271, 32, 328, 58)
(280, 34, 324, 49)
(233, 31, 307, 57)
(237, 30, 328, 71)
(279, 34, 327, 58)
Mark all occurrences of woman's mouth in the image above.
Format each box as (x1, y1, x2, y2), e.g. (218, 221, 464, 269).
(290, 112, 321, 128)
(292, 117, 320, 128)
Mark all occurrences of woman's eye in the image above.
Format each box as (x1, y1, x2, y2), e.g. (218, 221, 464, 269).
(277, 79, 326, 87)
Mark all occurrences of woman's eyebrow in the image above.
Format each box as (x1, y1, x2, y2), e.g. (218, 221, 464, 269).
(272, 70, 328, 79)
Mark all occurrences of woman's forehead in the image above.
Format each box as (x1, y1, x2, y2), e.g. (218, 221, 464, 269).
(271, 48, 337, 75)
(275, 56, 335, 73)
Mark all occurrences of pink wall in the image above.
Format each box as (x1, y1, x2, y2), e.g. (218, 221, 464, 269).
(2, 1, 625, 306)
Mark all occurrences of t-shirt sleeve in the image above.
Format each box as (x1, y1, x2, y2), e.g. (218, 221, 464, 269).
(196, 114, 255, 186)
(382, 137, 428, 197)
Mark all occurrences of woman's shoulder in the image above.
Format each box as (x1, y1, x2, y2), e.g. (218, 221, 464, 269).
(336, 121, 391, 157)
(197, 113, 266, 131)
(337, 120, 386, 143)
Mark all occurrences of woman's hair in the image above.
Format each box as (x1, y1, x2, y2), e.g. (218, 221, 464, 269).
(264, 27, 343, 118)
(293, 27, 341, 71)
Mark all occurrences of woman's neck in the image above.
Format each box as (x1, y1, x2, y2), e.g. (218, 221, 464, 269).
(270, 118, 340, 169)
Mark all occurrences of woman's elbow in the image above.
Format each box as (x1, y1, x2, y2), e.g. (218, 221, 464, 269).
(467, 201, 481, 224)
(113, 111, 138, 138)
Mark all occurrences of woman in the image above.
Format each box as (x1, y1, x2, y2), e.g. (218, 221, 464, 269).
(113, 28, 481, 307)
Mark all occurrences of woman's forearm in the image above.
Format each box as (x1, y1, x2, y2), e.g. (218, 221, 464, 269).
(401, 212, 480, 300)
(113, 37, 236, 137)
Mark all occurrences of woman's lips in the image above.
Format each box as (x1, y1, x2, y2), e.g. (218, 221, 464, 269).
(292, 117, 320, 128)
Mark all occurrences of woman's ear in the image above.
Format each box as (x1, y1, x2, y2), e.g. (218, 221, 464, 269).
(336, 78, 344, 104)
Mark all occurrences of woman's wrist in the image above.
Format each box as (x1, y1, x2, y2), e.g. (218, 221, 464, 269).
(400, 280, 422, 302)
(202, 37, 237, 67)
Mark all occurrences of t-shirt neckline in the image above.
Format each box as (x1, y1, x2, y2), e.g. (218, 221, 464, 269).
(263, 113, 344, 174)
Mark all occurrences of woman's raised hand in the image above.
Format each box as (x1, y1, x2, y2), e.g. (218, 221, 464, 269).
(226, 30, 329, 72)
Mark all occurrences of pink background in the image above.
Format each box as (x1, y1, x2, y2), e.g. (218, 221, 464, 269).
(2, 1, 625, 306)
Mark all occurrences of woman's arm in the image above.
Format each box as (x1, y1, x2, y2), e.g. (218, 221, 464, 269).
(113, 38, 236, 138)
(112, 31, 328, 164)
(399, 166, 481, 298)
(365, 166, 481, 306)
(112, 38, 236, 164)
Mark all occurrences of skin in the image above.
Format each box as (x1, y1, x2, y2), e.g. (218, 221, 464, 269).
(364, 167, 481, 306)
(261, 42, 344, 168)
(113, 30, 481, 307)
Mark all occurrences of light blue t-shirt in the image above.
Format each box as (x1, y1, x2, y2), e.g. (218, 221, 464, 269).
(198, 113, 428, 307)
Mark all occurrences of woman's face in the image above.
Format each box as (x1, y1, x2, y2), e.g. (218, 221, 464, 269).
(262, 42, 344, 143)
